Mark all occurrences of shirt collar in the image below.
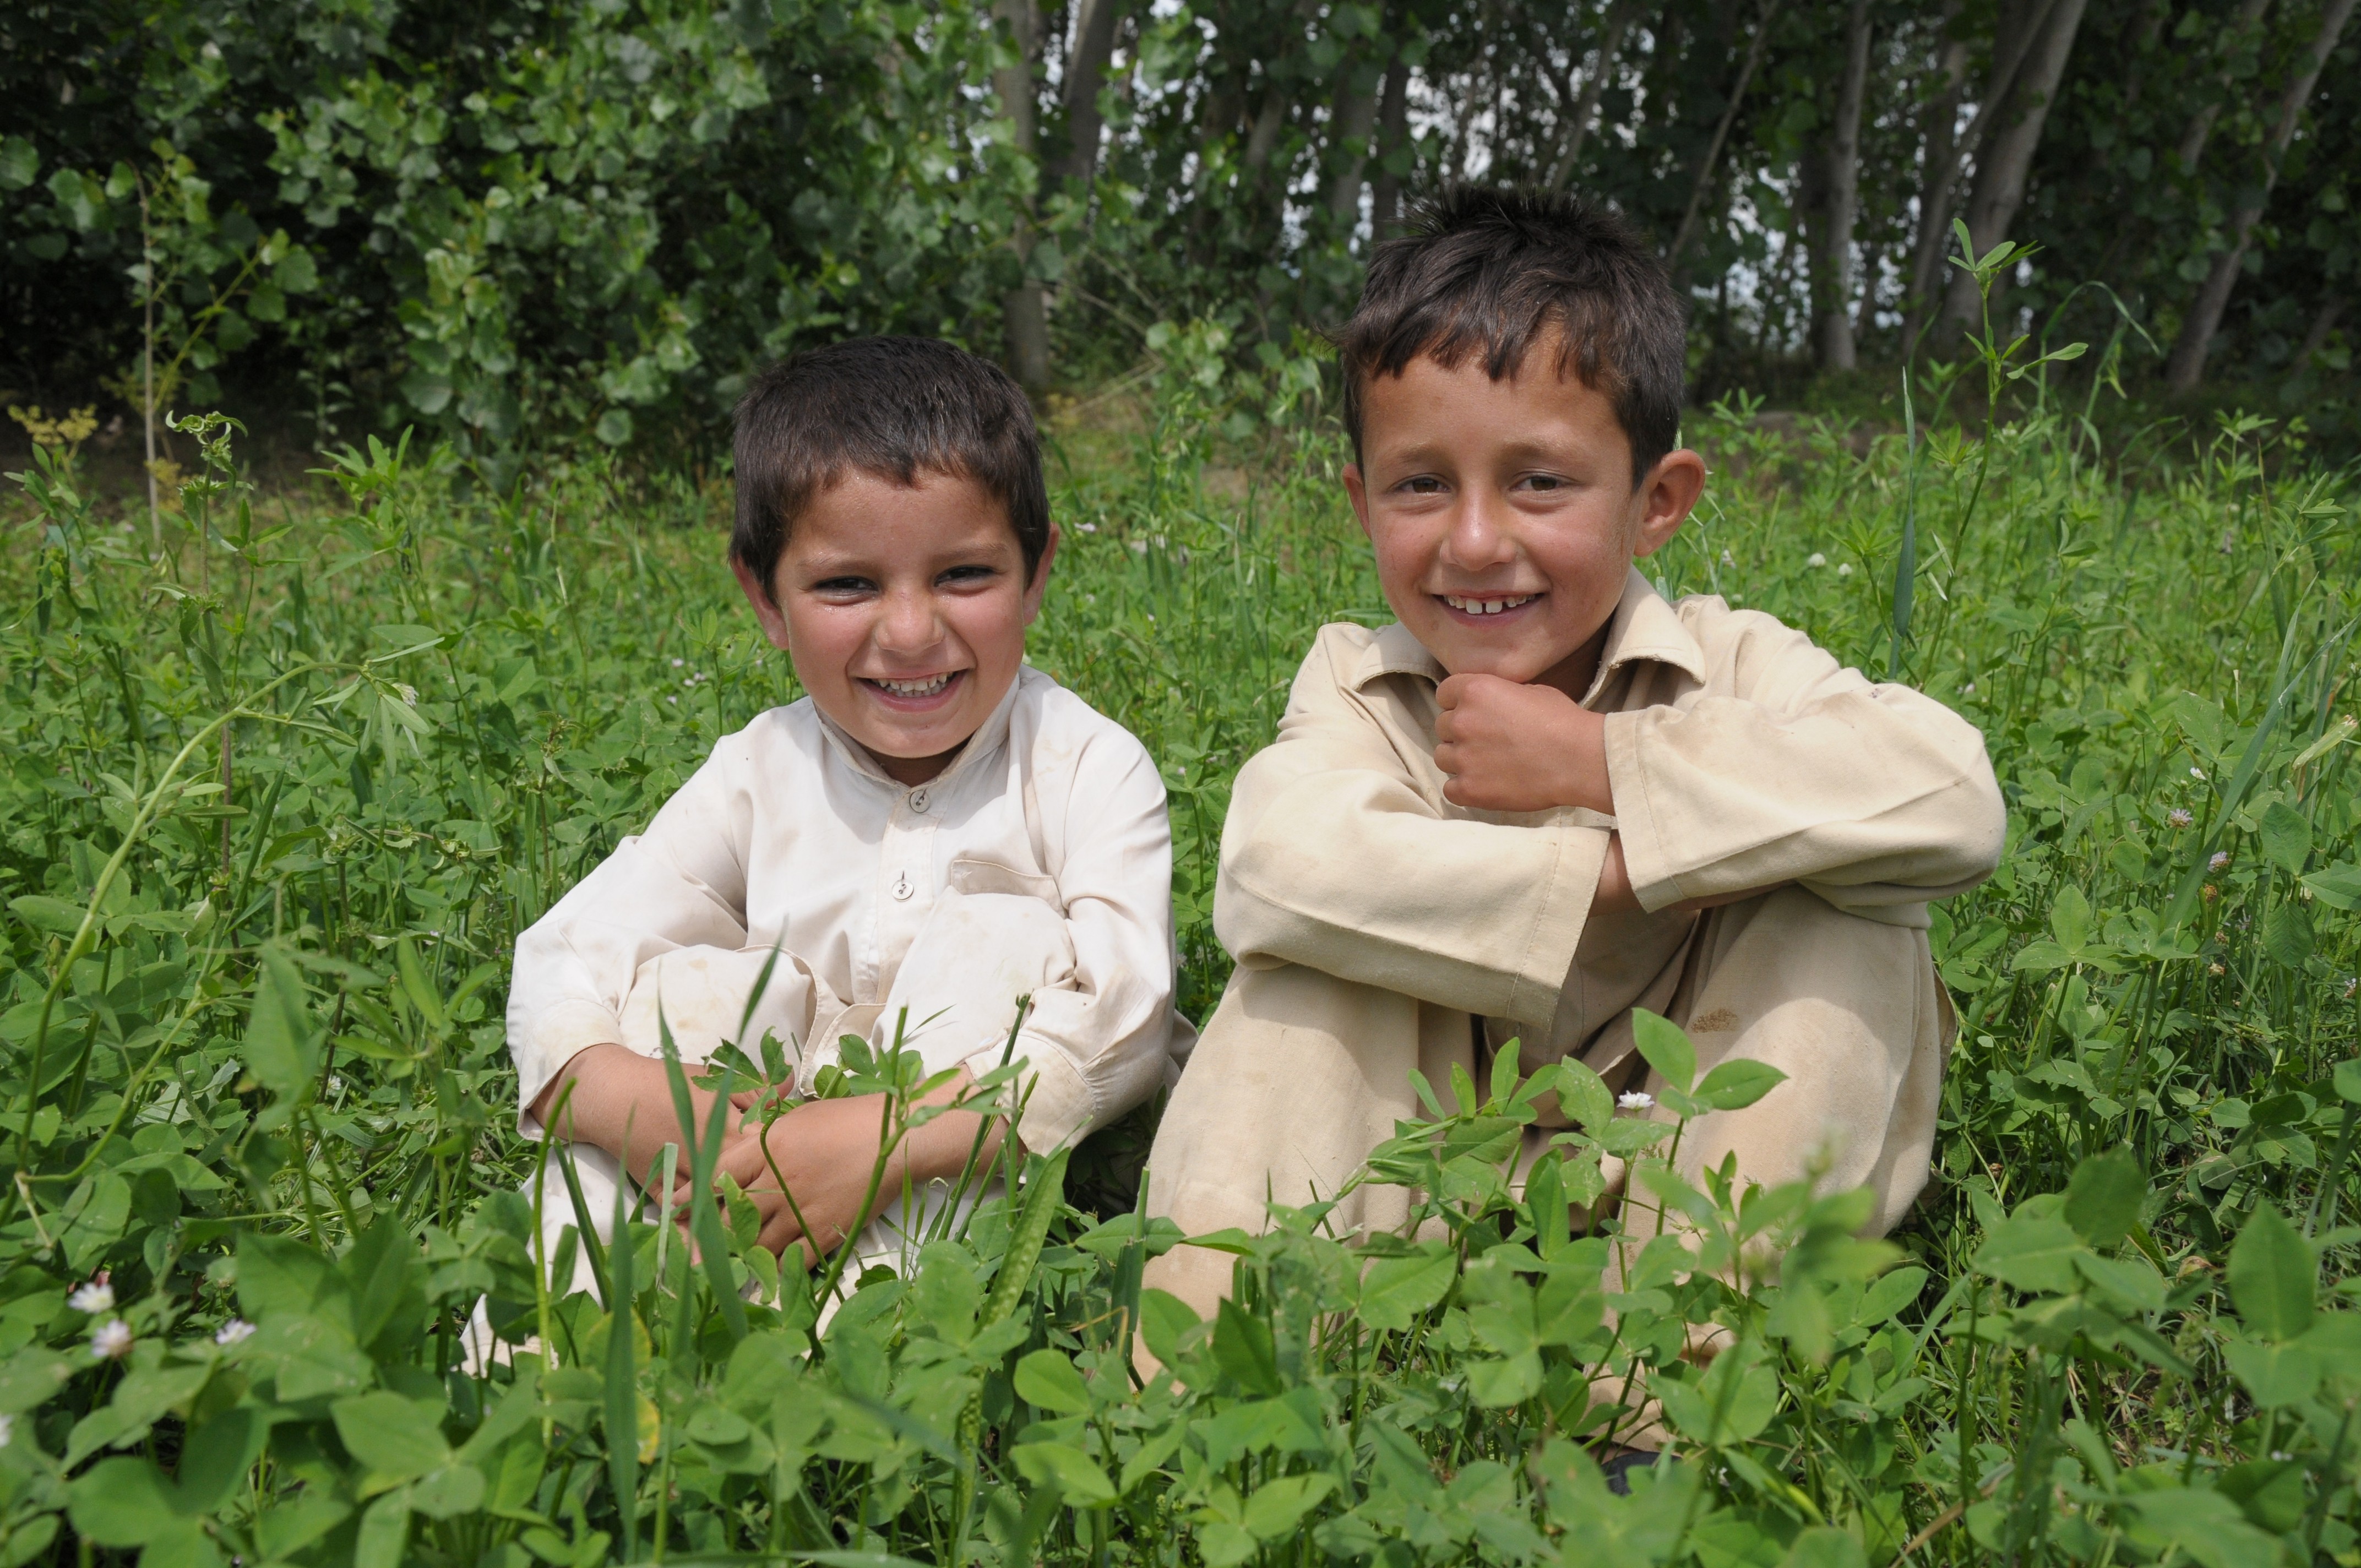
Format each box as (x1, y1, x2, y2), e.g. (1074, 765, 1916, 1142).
(812, 664, 1026, 791)
(1350, 569, 1708, 703)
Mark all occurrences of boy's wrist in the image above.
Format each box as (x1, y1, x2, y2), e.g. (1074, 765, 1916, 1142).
(536, 1043, 739, 1180)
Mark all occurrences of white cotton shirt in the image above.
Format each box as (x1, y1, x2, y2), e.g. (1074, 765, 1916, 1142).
(507, 665, 1193, 1154)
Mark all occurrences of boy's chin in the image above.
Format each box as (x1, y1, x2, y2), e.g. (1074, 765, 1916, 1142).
(1423, 633, 1569, 686)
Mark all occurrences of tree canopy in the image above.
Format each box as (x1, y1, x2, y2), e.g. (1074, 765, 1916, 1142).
(3, 0, 2355, 456)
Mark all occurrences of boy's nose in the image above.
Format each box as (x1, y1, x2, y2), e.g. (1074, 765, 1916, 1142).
(1439, 492, 1516, 570)
(875, 589, 944, 652)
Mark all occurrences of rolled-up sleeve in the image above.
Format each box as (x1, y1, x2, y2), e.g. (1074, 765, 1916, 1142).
(1604, 616, 2005, 920)
(960, 730, 1182, 1152)
(506, 749, 753, 1133)
(1215, 634, 1609, 1027)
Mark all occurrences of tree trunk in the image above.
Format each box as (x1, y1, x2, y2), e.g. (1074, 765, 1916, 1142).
(1547, 0, 1643, 188)
(1324, 47, 1385, 220)
(1049, 0, 1122, 186)
(1243, 92, 1288, 170)
(1898, 9, 1970, 350)
(993, 0, 1051, 394)
(1369, 52, 1411, 237)
(2298, 293, 2344, 367)
(2164, 0, 2360, 391)
(1810, 0, 1874, 369)
(2177, 0, 2276, 171)
(1938, 0, 2091, 330)
(1903, 0, 2070, 345)
(1666, 0, 1788, 270)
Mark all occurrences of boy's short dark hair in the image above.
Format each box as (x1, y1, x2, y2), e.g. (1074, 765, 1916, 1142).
(1336, 187, 1687, 484)
(731, 337, 1049, 600)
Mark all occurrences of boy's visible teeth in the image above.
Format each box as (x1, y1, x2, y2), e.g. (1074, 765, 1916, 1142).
(875, 674, 953, 696)
(1443, 594, 1538, 616)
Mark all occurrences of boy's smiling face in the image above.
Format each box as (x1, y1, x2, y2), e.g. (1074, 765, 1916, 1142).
(1343, 346, 1705, 696)
(733, 469, 1055, 785)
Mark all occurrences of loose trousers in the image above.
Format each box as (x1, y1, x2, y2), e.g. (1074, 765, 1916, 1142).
(525, 890, 1077, 1300)
(1140, 887, 1951, 1320)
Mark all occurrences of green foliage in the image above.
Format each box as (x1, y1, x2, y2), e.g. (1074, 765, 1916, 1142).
(4, 0, 1033, 458)
(0, 372, 2355, 1566)
(13, 0, 2361, 447)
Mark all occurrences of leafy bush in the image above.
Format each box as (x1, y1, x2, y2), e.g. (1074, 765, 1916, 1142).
(0, 363, 2357, 1565)
(4, 0, 1031, 460)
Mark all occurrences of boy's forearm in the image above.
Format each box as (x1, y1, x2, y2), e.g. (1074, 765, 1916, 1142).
(890, 1070, 1016, 1186)
(530, 1043, 736, 1181)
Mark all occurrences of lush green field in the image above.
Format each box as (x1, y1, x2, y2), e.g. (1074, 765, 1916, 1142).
(0, 355, 2358, 1568)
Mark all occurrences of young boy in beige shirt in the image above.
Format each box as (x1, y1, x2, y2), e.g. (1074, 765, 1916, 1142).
(1144, 190, 2005, 1329)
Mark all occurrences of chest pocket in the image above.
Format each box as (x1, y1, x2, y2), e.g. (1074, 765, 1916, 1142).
(949, 857, 1063, 911)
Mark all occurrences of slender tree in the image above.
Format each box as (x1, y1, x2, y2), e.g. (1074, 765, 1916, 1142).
(1050, 0, 1124, 186)
(994, 0, 1052, 393)
(1369, 48, 1413, 237)
(1939, 0, 2091, 328)
(1809, 0, 1876, 368)
(2165, 0, 2359, 389)
(1547, 0, 1644, 187)
(1668, 0, 1790, 269)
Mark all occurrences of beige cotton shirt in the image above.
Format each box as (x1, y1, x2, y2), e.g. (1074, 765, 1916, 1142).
(507, 666, 1192, 1154)
(1215, 568, 2006, 1071)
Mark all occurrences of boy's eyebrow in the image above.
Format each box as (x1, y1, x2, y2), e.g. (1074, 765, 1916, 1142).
(1371, 434, 1587, 471)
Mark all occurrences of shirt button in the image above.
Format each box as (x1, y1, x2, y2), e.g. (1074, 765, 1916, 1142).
(891, 872, 913, 901)
(909, 788, 930, 813)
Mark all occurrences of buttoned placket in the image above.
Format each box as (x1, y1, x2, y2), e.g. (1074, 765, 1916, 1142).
(871, 780, 939, 1010)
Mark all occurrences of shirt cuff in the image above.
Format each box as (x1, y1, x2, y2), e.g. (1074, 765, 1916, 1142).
(1502, 814, 1612, 1026)
(1602, 709, 1685, 913)
(514, 1000, 629, 1138)
(962, 1032, 1095, 1153)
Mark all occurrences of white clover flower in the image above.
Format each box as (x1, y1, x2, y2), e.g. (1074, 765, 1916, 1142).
(2210, 851, 2231, 870)
(1078, 522, 1098, 533)
(68, 1281, 114, 1314)
(90, 1319, 132, 1360)
(2191, 766, 2205, 778)
(1807, 552, 1826, 567)
(1720, 549, 1734, 567)
(1618, 1091, 1655, 1111)
(214, 1319, 256, 1347)
(1837, 562, 1854, 577)
(2168, 808, 2194, 828)
(2343, 976, 2357, 1000)
(671, 657, 684, 667)
(667, 695, 678, 704)
(327, 1076, 345, 1096)
(1961, 682, 1976, 694)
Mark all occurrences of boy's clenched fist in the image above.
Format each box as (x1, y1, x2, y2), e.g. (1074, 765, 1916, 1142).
(1432, 672, 1614, 815)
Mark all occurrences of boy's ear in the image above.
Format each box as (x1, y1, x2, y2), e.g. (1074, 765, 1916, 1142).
(1342, 464, 1374, 540)
(1021, 521, 1061, 625)
(1630, 449, 1708, 560)
(731, 555, 795, 651)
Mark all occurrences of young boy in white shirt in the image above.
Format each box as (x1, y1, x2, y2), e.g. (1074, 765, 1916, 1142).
(507, 337, 1190, 1288)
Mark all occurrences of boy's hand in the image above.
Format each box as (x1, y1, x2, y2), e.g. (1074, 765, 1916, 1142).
(701, 1095, 902, 1261)
(1433, 673, 1613, 814)
(698, 1071, 1009, 1265)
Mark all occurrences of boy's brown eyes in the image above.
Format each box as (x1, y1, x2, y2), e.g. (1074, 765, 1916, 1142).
(804, 567, 997, 594)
